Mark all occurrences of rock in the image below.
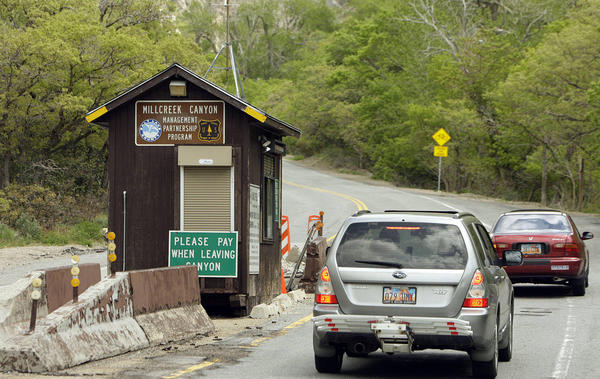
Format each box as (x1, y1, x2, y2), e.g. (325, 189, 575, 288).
(249, 303, 278, 319)
(287, 289, 306, 302)
(271, 294, 292, 313)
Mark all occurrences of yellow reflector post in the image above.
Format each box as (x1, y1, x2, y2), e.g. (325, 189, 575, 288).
(70, 266, 80, 276)
(71, 278, 80, 288)
(107, 231, 116, 241)
(31, 289, 41, 300)
(108, 253, 117, 262)
(71, 255, 80, 264)
(108, 242, 116, 251)
(32, 278, 42, 288)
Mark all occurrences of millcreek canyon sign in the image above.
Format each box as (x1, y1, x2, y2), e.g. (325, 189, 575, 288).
(135, 100, 225, 145)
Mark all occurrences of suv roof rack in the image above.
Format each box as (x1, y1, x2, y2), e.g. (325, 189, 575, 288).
(384, 210, 459, 214)
(352, 210, 371, 217)
(509, 208, 562, 213)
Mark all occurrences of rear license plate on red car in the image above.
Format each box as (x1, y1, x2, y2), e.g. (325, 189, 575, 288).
(383, 287, 417, 304)
(520, 243, 543, 255)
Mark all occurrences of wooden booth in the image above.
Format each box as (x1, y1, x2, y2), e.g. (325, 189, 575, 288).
(85, 63, 300, 312)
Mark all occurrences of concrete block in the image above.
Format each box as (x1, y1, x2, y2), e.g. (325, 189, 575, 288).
(135, 304, 215, 345)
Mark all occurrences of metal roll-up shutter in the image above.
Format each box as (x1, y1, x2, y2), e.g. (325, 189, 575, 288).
(183, 166, 231, 231)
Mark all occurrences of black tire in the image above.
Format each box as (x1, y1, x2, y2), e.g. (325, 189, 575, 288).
(585, 269, 589, 288)
(571, 277, 586, 296)
(315, 352, 343, 374)
(498, 306, 513, 362)
(472, 324, 498, 378)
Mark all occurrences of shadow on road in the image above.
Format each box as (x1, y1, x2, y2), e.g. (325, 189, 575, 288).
(513, 284, 572, 298)
(337, 351, 473, 378)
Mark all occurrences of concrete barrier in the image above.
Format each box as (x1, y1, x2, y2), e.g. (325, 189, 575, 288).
(0, 273, 147, 372)
(0, 272, 47, 341)
(0, 266, 215, 373)
(130, 266, 213, 345)
(45, 263, 101, 313)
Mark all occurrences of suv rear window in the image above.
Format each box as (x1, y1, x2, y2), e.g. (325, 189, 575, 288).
(336, 222, 467, 269)
(493, 214, 572, 235)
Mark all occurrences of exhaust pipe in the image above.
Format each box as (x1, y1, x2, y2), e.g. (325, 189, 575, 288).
(352, 342, 366, 354)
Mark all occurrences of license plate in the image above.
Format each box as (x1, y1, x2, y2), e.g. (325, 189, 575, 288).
(551, 265, 569, 271)
(383, 287, 417, 304)
(520, 243, 543, 255)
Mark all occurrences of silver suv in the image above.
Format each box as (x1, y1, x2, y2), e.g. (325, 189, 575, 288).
(312, 210, 523, 378)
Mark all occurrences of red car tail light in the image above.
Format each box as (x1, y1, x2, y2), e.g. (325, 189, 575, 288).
(553, 243, 579, 256)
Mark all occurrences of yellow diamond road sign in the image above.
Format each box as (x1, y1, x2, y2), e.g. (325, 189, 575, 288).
(434, 145, 448, 157)
(432, 128, 451, 146)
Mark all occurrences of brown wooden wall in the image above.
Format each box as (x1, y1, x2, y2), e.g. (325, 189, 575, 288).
(107, 78, 283, 304)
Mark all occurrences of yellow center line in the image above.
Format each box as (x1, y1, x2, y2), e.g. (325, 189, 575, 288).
(283, 180, 368, 243)
(245, 313, 314, 347)
(284, 313, 313, 329)
(162, 359, 219, 379)
(283, 180, 368, 211)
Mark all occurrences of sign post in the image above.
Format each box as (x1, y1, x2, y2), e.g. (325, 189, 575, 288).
(432, 128, 451, 192)
(169, 231, 238, 277)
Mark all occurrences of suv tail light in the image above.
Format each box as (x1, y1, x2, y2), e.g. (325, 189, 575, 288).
(315, 267, 338, 304)
(463, 270, 488, 308)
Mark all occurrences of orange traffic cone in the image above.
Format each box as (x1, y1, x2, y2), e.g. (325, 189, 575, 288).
(281, 269, 287, 294)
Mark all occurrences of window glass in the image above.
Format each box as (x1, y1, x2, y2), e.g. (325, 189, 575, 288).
(336, 222, 467, 269)
(493, 214, 572, 235)
(262, 155, 276, 241)
(475, 224, 498, 266)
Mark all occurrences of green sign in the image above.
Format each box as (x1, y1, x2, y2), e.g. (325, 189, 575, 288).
(169, 231, 238, 277)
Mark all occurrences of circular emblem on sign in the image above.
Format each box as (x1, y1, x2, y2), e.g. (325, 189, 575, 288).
(392, 271, 407, 279)
(139, 119, 162, 142)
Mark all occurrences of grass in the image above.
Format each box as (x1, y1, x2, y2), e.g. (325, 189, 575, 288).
(0, 214, 107, 248)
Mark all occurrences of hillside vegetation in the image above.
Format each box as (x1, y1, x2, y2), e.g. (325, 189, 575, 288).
(0, 0, 599, 240)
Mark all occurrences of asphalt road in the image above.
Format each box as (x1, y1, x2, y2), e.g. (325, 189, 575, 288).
(6, 159, 600, 378)
(207, 160, 600, 379)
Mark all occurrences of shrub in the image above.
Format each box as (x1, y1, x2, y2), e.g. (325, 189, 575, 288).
(0, 184, 74, 229)
(14, 213, 42, 239)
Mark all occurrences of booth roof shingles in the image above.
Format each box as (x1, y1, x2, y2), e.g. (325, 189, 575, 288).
(85, 63, 301, 138)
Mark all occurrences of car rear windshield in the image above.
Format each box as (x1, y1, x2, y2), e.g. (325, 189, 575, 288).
(336, 222, 468, 269)
(492, 214, 572, 235)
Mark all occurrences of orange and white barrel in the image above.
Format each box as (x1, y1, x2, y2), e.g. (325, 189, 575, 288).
(281, 215, 290, 259)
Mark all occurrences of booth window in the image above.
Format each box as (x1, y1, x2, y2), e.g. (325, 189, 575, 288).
(263, 155, 276, 241)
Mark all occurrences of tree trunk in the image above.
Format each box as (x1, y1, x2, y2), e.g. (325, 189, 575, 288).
(541, 144, 547, 206)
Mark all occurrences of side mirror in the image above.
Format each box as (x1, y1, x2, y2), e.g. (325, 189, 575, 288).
(582, 231, 594, 240)
(503, 250, 523, 266)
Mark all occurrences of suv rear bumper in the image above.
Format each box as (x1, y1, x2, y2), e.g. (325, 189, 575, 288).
(313, 314, 475, 355)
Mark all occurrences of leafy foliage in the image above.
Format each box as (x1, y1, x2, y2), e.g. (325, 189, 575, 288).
(2, 0, 600, 236)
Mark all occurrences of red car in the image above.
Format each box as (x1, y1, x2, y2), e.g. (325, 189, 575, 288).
(490, 209, 593, 296)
